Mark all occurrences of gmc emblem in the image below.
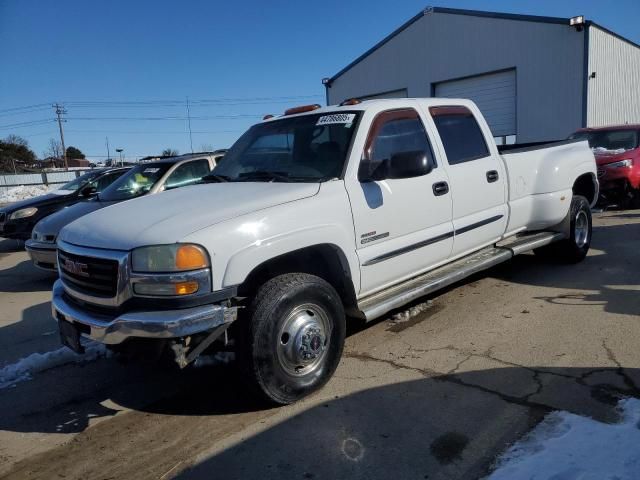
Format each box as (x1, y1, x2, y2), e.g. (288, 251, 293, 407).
(64, 259, 89, 277)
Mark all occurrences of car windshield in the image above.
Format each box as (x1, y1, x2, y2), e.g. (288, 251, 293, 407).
(59, 170, 102, 191)
(99, 163, 172, 201)
(211, 111, 361, 182)
(570, 129, 639, 153)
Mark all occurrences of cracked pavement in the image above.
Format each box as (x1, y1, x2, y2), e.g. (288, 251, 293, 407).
(1, 210, 640, 479)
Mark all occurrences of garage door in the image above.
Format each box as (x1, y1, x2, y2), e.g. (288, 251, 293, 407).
(435, 70, 516, 137)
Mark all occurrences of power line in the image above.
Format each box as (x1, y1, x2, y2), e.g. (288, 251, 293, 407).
(0, 119, 55, 129)
(66, 115, 262, 121)
(0, 103, 52, 114)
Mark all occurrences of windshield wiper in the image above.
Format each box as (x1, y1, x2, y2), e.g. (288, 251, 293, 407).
(238, 171, 291, 182)
(201, 173, 232, 183)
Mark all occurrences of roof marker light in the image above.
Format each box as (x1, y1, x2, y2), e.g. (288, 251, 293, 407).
(263, 114, 275, 120)
(340, 98, 361, 106)
(284, 104, 321, 116)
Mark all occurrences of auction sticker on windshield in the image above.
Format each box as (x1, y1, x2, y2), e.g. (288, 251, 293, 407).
(316, 113, 356, 126)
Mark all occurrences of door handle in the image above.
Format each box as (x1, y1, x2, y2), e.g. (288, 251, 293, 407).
(486, 170, 499, 183)
(432, 181, 449, 196)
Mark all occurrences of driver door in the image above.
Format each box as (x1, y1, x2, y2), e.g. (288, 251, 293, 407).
(345, 108, 454, 296)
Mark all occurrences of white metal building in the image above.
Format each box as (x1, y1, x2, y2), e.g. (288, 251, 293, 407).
(324, 7, 640, 143)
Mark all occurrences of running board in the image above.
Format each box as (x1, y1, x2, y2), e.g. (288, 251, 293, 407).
(358, 231, 564, 321)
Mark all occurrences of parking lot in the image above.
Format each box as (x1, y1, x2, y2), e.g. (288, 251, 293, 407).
(0, 209, 637, 479)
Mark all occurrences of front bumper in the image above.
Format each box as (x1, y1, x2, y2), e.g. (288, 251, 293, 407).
(51, 279, 238, 344)
(0, 218, 34, 240)
(25, 240, 57, 271)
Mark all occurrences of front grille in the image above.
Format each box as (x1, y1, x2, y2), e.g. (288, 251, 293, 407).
(597, 169, 605, 178)
(58, 249, 119, 297)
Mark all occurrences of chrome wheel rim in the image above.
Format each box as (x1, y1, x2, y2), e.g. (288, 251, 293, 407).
(276, 303, 331, 377)
(575, 210, 589, 248)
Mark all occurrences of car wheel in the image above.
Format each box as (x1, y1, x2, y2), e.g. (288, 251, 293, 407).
(534, 195, 592, 263)
(240, 273, 346, 405)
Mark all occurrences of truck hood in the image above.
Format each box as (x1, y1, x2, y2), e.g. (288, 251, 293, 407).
(34, 200, 117, 238)
(59, 182, 320, 250)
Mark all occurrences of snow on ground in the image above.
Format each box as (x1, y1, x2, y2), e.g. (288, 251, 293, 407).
(0, 184, 56, 204)
(0, 342, 110, 389)
(488, 398, 640, 480)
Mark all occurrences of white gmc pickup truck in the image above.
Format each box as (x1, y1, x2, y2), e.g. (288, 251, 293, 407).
(52, 98, 597, 404)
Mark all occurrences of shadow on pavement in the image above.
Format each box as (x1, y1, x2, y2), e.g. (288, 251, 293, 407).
(3, 364, 638, 480)
(0, 259, 56, 293)
(491, 221, 640, 318)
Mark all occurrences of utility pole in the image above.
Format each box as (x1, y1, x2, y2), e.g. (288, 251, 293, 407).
(53, 103, 68, 170)
(105, 137, 111, 165)
(186, 96, 194, 153)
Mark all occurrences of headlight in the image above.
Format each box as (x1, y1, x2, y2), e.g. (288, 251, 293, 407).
(606, 159, 633, 168)
(9, 207, 38, 220)
(131, 243, 209, 273)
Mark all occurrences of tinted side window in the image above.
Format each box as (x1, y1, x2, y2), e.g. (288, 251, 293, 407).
(165, 160, 211, 189)
(94, 171, 126, 191)
(362, 109, 436, 178)
(430, 106, 490, 165)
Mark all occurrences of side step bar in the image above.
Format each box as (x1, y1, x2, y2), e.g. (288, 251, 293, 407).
(358, 231, 564, 321)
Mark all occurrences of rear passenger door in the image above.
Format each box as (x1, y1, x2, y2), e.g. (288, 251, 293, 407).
(346, 108, 454, 296)
(428, 106, 507, 257)
(164, 159, 212, 190)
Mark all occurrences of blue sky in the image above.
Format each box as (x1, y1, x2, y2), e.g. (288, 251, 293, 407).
(1, 0, 639, 161)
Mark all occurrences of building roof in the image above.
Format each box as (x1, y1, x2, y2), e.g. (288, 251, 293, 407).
(326, 6, 640, 84)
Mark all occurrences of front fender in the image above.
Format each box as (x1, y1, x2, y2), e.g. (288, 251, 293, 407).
(222, 224, 360, 290)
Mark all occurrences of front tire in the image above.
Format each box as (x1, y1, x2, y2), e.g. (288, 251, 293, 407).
(534, 195, 592, 263)
(241, 273, 346, 405)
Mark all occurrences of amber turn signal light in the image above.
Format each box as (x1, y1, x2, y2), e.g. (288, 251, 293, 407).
(175, 245, 208, 270)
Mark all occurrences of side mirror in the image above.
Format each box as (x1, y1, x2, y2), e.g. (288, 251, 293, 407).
(358, 150, 433, 182)
(80, 185, 97, 197)
(387, 150, 433, 179)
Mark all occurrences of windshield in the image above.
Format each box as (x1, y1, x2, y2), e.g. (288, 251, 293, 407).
(99, 163, 172, 201)
(59, 170, 103, 191)
(212, 111, 361, 182)
(570, 129, 639, 153)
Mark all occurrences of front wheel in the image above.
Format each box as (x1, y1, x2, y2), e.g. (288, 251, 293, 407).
(534, 195, 592, 263)
(241, 273, 346, 405)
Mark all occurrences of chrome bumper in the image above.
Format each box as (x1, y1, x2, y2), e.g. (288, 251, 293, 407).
(51, 280, 238, 344)
(25, 240, 58, 271)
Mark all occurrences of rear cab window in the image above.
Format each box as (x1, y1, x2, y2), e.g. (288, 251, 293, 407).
(430, 106, 490, 165)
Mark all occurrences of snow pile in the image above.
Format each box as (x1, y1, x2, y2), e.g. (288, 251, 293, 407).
(390, 299, 433, 323)
(488, 398, 640, 479)
(0, 342, 110, 389)
(0, 184, 55, 204)
(592, 147, 628, 155)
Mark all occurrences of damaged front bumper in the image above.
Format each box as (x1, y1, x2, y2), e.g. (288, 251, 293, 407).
(51, 279, 238, 345)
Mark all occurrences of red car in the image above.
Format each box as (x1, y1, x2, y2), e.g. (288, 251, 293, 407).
(570, 125, 640, 208)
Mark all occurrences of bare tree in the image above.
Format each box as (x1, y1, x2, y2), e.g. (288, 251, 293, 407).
(4, 134, 29, 147)
(161, 148, 179, 157)
(44, 138, 63, 159)
(200, 143, 214, 152)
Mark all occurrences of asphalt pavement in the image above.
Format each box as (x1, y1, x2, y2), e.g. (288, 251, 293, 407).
(0, 210, 639, 479)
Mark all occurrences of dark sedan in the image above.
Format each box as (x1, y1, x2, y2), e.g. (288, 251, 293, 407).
(0, 167, 129, 241)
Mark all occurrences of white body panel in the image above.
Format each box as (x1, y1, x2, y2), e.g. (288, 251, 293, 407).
(58, 98, 596, 304)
